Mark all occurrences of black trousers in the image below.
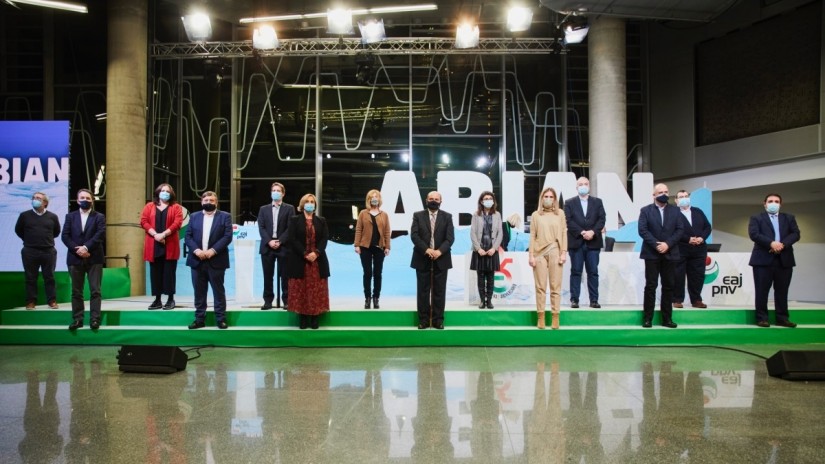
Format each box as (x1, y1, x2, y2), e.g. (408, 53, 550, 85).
(149, 257, 177, 297)
(674, 248, 706, 304)
(416, 266, 448, 326)
(643, 257, 675, 323)
(752, 257, 793, 323)
(21, 246, 57, 303)
(359, 246, 385, 298)
(69, 262, 102, 323)
(261, 251, 288, 305)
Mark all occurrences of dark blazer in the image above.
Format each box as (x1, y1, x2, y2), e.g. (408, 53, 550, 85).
(677, 207, 712, 255)
(564, 195, 606, 249)
(185, 211, 233, 269)
(748, 211, 800, 268)
(62, 210, 106, 266)
(409, 209, 455, 271)
(257, 201, 295, 256)
(285, 214, 330, 279)
(638, 203, 683, 260)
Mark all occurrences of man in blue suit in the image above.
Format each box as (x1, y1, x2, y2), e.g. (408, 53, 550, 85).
(185, 191, 233, 329)
(673, 190, 713, 309)
(257, 182, 295, 310)
(410, 191, 454, 329)
(62, 189, 106, 331)
(638, 183, 683, 328)
(748, 193, 800, 328)
(564, 176, 606, 308)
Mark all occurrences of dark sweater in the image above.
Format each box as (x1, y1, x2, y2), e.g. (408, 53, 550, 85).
(15, 209, 61, 249)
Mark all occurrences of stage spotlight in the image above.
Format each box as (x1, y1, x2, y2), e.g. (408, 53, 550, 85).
(358, 19, 386, 44)
(563, 15, 589, 44)
(441, 153, 450, 164)
(507, 6, 532, 32)
(253, 26, 279, 50)
(401, 152, 409, 162)
(8, 0, 87, 13)
(454, 22, 479, 49)
(475, 156, 488, 168)
(182, 12, 212, 42)
(327, 8, 354, 35)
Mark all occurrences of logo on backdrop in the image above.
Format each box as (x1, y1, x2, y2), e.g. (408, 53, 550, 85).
(705, 255, 744, 297)
(494, 258, 516, 297)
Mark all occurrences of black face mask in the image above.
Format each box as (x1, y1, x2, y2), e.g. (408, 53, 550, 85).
(202, 203, 217, 212)
(427, 201, 441, 211)
(655, 194, 669, 204)
(78, 200, 92, 210)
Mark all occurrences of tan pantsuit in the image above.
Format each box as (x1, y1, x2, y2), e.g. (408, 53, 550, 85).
(533, 245, 562, 313)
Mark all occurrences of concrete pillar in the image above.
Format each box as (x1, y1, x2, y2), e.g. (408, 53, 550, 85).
(106, 0, 148, 295)
(588, 17, 627, 191)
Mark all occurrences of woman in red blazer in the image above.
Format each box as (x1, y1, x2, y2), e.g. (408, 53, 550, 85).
(140, 183, 184, 310)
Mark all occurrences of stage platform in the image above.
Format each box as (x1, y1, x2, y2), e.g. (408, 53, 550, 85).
(2, 296, 824, 348)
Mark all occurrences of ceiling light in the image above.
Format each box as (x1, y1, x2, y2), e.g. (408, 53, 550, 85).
(507, 6, 532, 32)
(182, 13, 212, 42)
(358, 19, 386, 44)
(563, 16, 589, 44)
(240, 4, 437, 24)
(455, 23, 479, 49)
(253, 26, 279, 49)
(327, 8, 354, 35)
(441, 153, 450, 164)
(7, 0, 87, 13)
(475, 156, 488, 168)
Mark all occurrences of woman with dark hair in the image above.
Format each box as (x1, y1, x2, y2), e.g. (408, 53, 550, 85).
(140, 183, 184, 309)
(469, 191, 502, 308)
(528, 187, 568, 329)
(285, 194, 330, 329)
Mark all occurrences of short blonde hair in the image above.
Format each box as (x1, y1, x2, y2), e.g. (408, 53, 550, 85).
(298, 193, 318, 212)
(537, 187, 559, 214)
(365, 189, 382, 208)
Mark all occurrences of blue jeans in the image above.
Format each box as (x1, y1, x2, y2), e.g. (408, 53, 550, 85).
(569, 246, 600, 303)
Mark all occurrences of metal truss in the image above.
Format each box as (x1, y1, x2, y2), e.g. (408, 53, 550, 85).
(151, 37, 559, 59)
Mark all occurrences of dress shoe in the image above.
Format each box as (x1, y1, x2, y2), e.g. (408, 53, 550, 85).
(364, 298, 371, 309)
(260, 302, 273, 310)
(90, 319, 101, 330)
(478, 301, 486, 309)
(756, 320, 770, 328)
(570, 301, 579, 308)
(163, 299, 176, 310)
(217, 321, 228, 329)
(25, 302, 36, 310)
(673, 302, 684, 308)
(48, 301, 59, 309)
(418, 323, 429, 330)
(642, 320, 652, 328)
(662, 321, 678, 329)
(775, 320, 797, 328)
(148, 299, 163, 310)
(68, 320, 83, 330)
(590, 302, 601, 308)
(692, 301, 707, 308)
(188, 321, 205, 330)
(433, 323, 444, 330)
(373, 297, 380, 309)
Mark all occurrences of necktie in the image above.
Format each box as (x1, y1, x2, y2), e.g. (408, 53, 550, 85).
(429, 213, 436, 248)
(770, 215, 780, 242)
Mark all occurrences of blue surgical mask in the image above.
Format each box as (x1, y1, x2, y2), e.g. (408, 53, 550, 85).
(370, 198, 379, 206)
(766, 203, 780, 214)
(304, 203, 315, 213)
(578, 186, 590, 196)
(32, 199, 43, 209)
(159, 191, 171, 202)
(677, 198, 690, 208)
(271, 191, 282, 202)
(482, 199, 494, 209)
(78, 200, 92, 210)
(655, 194, 669, 204)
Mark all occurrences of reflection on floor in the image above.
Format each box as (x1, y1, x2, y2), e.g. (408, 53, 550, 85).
(1, 344, 824, 463)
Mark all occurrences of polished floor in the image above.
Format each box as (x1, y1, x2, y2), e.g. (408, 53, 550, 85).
(1, 344, 824, 463)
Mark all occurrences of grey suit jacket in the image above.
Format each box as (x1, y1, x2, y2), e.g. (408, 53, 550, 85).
(470, 211, 502, 252)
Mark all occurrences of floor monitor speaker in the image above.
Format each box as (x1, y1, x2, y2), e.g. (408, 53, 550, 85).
(117, 345, 187, 374)
(766, 350, 825, 380)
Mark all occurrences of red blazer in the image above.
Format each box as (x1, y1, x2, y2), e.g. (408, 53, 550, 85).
(140, 202, 184, 262)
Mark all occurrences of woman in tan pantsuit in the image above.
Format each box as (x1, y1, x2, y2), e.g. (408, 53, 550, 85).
(528, 187, 568, 329)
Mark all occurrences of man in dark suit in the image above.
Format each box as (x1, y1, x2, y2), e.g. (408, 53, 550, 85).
(638, 183, 683, 328)
(61, 189, 106, 331)
(257, 182, 295, 310)
(564, 176, 606, 308)
(410, 191, 454, 329)
(185, 191, 233, 329)
(673, 190, 713, 308)
(748, 193, 800, 328)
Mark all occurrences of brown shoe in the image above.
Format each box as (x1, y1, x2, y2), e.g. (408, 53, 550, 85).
(48, 301, 59, 309)
(756, 320, 770, 327)
(775, 320, 797, 328)
(25, 302, 36, 310)
(692, 301, 707, 308)
(673, 302, 683, 308)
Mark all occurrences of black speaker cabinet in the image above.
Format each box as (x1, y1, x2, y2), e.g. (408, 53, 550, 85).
(117, 345, 187, 374)
(766, 350, 825, 380)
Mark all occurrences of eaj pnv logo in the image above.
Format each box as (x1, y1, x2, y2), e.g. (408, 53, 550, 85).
(705, 256, 743, 297)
